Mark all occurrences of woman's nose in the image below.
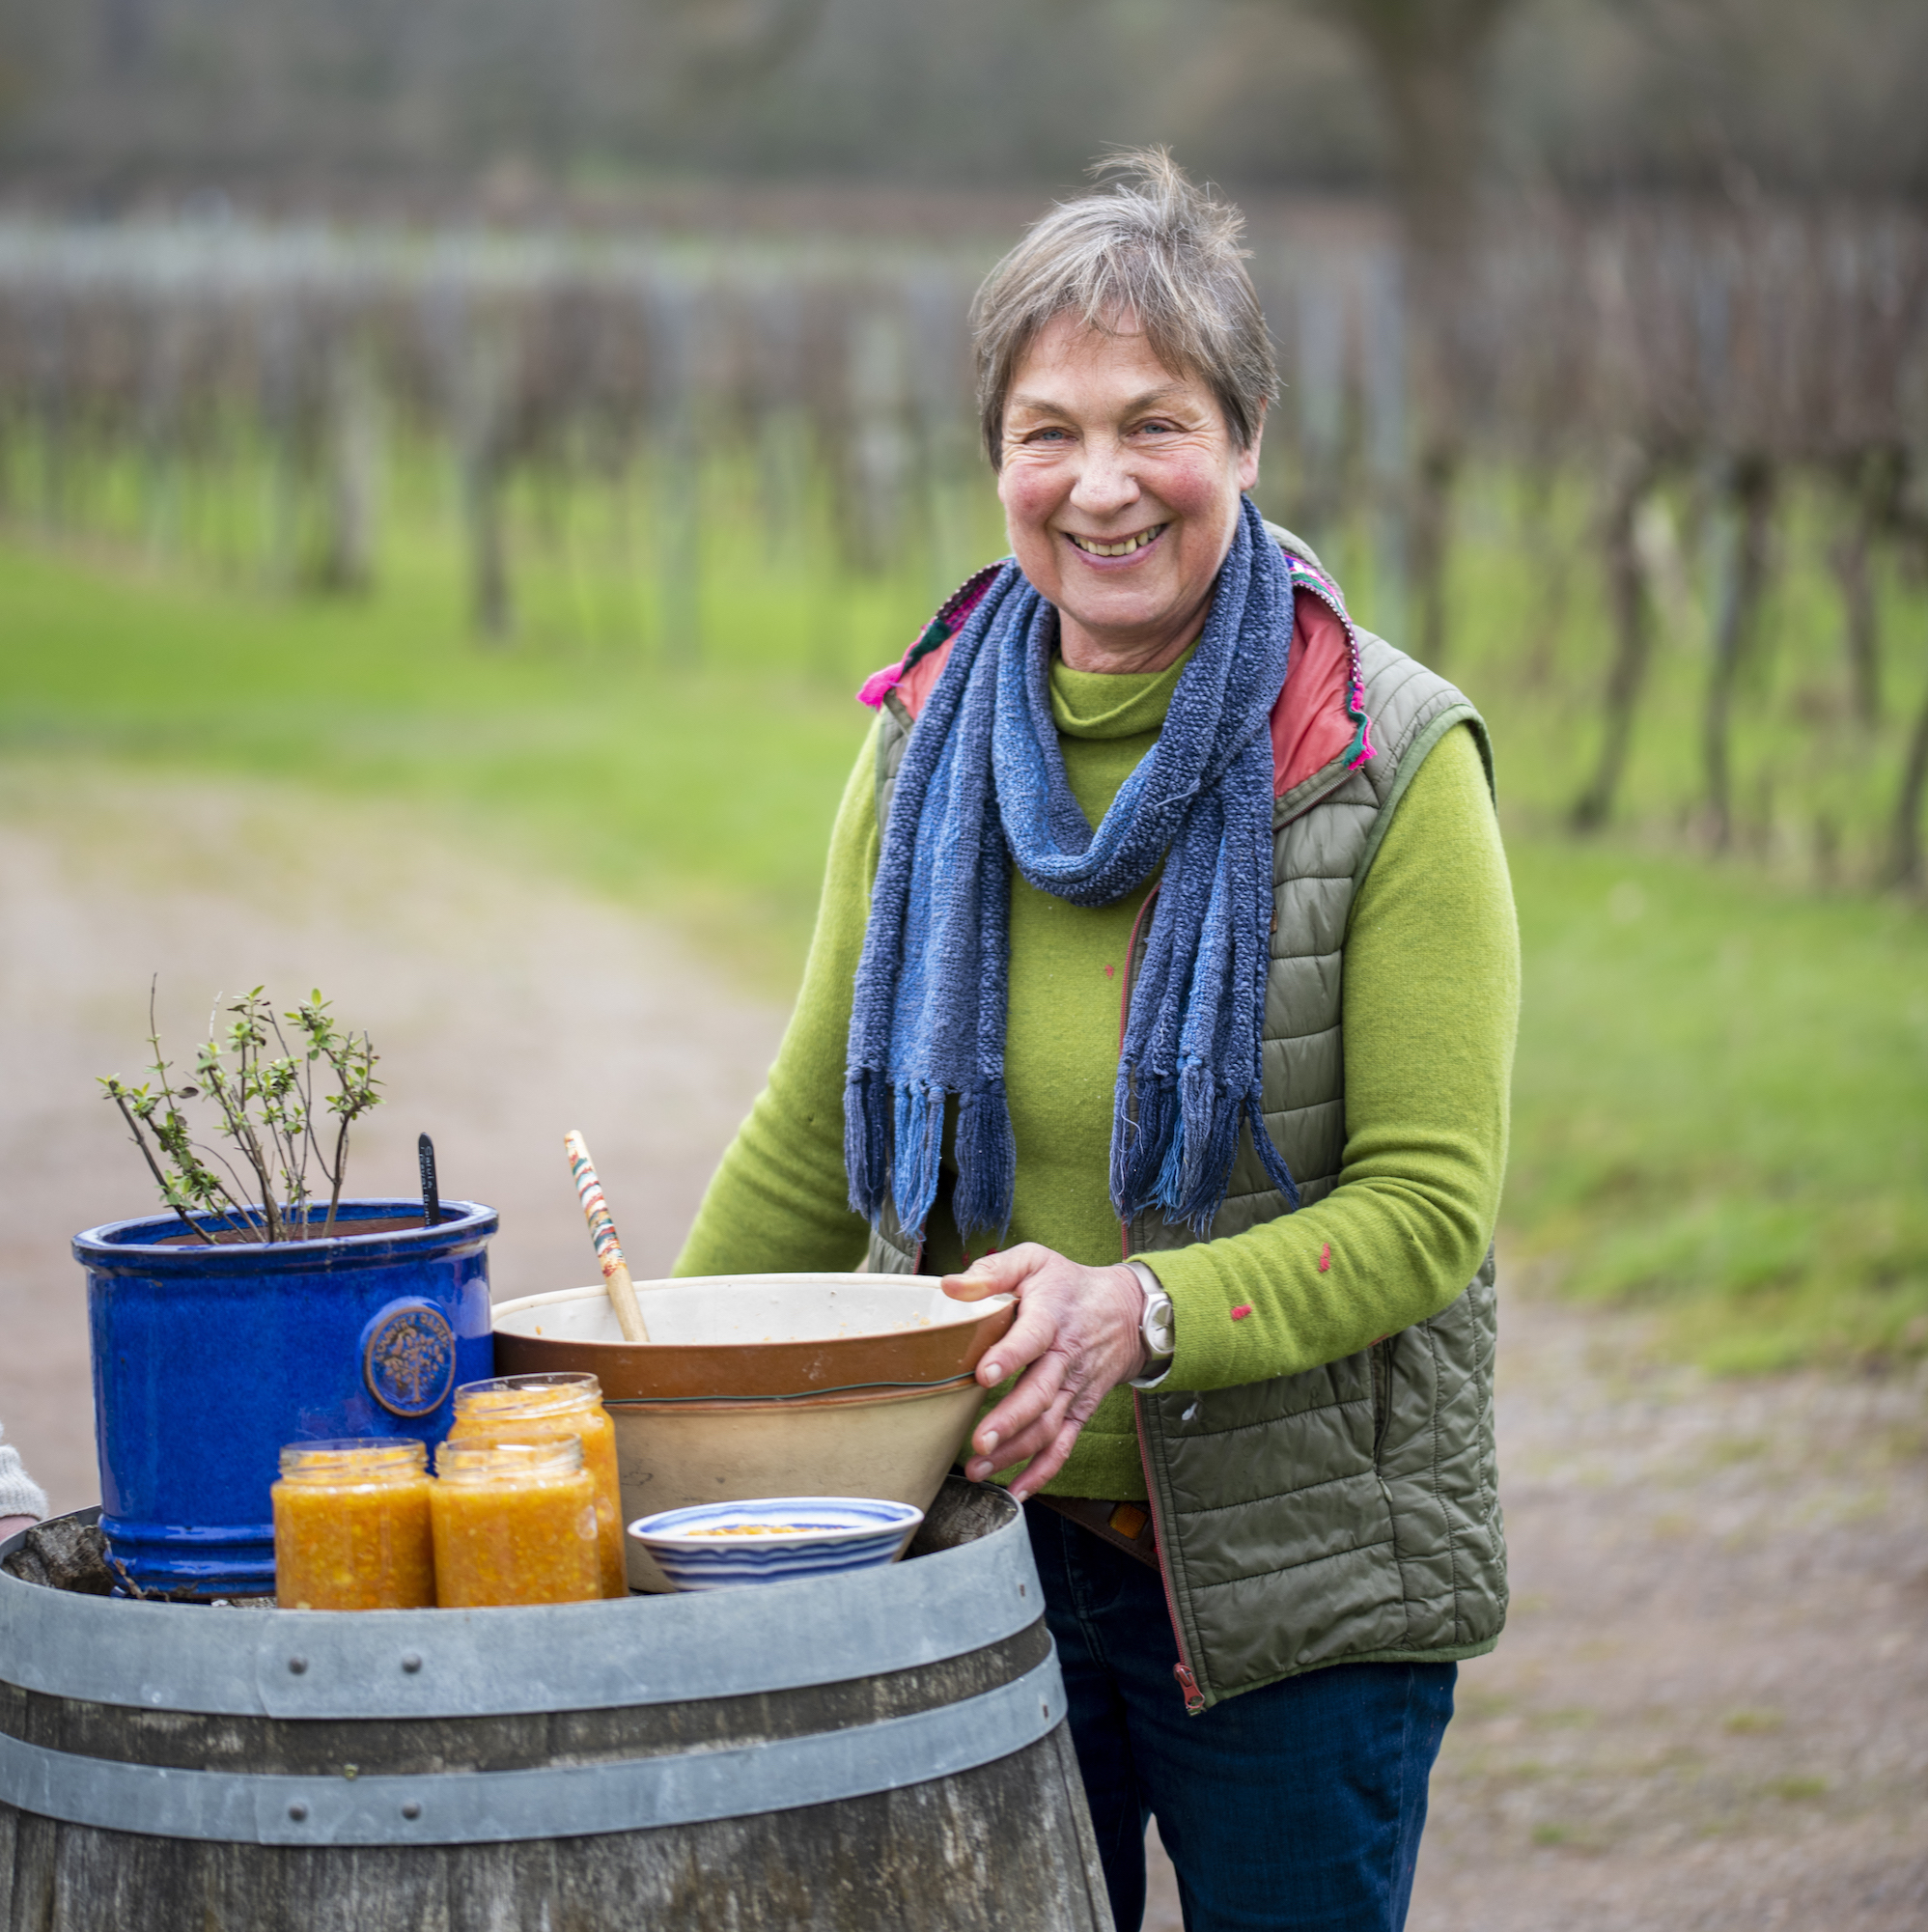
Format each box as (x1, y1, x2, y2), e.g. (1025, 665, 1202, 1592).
(1067, 436, 1140, 518)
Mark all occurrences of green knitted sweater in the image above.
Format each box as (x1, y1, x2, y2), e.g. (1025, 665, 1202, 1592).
(676, 651, 1518, 1499)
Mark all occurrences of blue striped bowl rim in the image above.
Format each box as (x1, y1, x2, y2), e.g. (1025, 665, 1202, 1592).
(629, 1496, 923, 1591)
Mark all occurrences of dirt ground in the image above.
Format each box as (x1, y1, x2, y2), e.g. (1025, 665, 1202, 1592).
(4, 764, 1924, 1929)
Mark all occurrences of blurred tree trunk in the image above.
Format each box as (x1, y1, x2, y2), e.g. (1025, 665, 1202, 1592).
(1571, 449, 1660, 832)
(1893, 674, 1928, 892)
(456, 326, 515, 644)
(315, 337, 380, 596)
(1308, 0, 1523, 668)
(1829, 445, 1905, 728)
(1702, 455, 1775, 853)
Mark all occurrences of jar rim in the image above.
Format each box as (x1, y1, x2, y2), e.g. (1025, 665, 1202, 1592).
(434, 1437, 586, 1482)
(454, 1372, 602, 1415)
(278, 1438, 429, 1480)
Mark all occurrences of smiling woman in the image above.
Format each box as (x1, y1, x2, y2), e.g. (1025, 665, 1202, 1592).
(674, 150, 1519, 1932)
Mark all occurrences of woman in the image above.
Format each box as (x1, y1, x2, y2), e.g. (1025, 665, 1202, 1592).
(679, 150, 1517, 1932)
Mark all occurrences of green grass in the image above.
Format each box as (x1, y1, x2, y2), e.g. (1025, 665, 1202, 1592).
(1506, 837, 1928, 1370)
(3, 515, 1924, 1371)
(0, 528, 889, 983)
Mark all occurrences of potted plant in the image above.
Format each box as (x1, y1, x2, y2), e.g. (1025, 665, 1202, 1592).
(76, 988, 496, 1597)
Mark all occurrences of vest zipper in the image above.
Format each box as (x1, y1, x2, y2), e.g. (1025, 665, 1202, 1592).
(1133, 1388, 1207, 1717)
(1118, 885, 1203, 1715)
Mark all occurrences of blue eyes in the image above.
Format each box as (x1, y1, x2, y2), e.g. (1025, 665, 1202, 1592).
(1021, 421, 1177, 445)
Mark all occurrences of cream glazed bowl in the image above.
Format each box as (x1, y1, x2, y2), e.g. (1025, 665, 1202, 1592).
(490, 1274, 1016, 1592)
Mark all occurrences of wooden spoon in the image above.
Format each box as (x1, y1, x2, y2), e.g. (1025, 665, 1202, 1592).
(563, 1130, 651, 1345)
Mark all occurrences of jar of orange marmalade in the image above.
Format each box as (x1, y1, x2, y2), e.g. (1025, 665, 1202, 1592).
(447, 1373, 627, 1598)
(272, 1439, 435, 1611)
(430, 1439, 600, 1608)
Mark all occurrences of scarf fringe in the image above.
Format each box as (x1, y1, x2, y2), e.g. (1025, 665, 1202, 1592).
(890, 1083, 947, 1242)
(844, 1066, 892, 1224)
(846, 1073, 1016, 1247)
(952, 1086, 1017, 1247)
(1113, 1068, 1303, 1236)
(1245, 1092, 1302, 1212)
(1111, 1068, 1174, 1222)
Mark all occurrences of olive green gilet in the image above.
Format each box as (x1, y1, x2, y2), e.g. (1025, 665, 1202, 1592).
(863, 606, 1508, 1713)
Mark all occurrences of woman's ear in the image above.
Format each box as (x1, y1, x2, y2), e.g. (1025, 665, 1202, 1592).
(1237, 403, 1266, 494)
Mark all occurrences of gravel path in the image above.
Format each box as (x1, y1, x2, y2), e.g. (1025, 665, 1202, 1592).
(4, 762, 1923, 1927)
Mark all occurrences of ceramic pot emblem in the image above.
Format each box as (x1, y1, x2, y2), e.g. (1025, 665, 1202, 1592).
(363, 1302, 458, 1417)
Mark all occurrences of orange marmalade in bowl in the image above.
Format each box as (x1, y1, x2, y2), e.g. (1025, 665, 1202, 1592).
(430, 1438, 600, 1607)
(447, 1373, 627, 1598)
(272, 1439, 435, 1610)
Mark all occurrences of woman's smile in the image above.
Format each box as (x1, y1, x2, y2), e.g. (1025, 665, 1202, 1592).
(1062, 521, 1169, 563)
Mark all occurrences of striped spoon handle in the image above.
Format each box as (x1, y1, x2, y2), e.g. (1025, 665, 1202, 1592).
(564, 1130, 650, 1344)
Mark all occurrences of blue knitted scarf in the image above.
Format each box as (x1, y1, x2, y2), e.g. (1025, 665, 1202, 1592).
(846, 495, 1306, 1247)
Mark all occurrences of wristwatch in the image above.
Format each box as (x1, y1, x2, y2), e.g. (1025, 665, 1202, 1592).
(1125, 1259, 1175, 1390)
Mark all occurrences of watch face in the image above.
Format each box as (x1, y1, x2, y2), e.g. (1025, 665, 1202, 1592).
(1143, 1294, 1175, 1358)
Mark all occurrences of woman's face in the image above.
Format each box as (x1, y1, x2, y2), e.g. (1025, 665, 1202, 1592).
(996, 309, 1261, 675)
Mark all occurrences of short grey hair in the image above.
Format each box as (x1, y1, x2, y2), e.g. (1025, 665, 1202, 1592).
(969, 148, 1278, 467)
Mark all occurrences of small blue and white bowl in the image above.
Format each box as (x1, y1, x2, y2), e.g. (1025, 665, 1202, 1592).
(629, 1496, 924, 1591)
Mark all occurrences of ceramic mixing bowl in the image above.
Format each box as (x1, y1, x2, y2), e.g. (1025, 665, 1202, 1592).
(491, 1274, 1015, 1591)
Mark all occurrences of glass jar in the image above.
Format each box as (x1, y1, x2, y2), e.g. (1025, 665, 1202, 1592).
(430, 1438, 600, 1608)
(272, 1439, 435, 1611)
(447, 1372, 627, 1598)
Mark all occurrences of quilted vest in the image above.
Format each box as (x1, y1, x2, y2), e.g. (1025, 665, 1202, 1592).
(863, 540, 1508, 1712)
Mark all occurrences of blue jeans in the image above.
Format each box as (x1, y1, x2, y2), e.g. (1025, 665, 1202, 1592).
(1027, 1502, 1454, 1932)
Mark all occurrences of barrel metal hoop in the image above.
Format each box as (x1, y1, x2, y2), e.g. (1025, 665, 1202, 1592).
(0, 1652, 1065, 1847)
(0, 1501, 1038, 1719)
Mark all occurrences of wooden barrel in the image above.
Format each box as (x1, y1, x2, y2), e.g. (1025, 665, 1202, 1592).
(0, 1483, 1109, 1931)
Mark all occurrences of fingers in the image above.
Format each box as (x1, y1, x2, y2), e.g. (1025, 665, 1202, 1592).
(940, 1244, 1050, 1302)
(970, 1348, 1070, 1458)
(1008, 1418, 1086, 1501)
(964, 1405, 1065, 1483)
(966, 1404, 1085, 1498)
(973, 1294, 1069, 1389)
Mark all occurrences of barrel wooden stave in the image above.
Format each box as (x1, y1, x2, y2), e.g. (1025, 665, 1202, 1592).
(1, 1729, 1106, 1930)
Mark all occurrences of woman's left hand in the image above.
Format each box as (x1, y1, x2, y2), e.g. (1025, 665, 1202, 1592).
(941, 1246, 1148, 1499)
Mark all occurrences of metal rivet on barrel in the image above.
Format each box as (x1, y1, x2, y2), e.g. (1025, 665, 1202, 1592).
(401, 1801, 422, 1820)
(401, 1653, 422, 1673)
(288, 1658, 308, 1675)
(288, 1803, 308, 1822)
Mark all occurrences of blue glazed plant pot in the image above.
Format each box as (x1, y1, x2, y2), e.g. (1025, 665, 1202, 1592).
(75, 1198, 497, 1597)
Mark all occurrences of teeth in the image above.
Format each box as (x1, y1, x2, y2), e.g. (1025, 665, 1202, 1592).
(1070, 525, 1164, 557)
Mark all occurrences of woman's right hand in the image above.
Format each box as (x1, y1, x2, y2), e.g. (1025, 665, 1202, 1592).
(941, 1244, 1149, 1499)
